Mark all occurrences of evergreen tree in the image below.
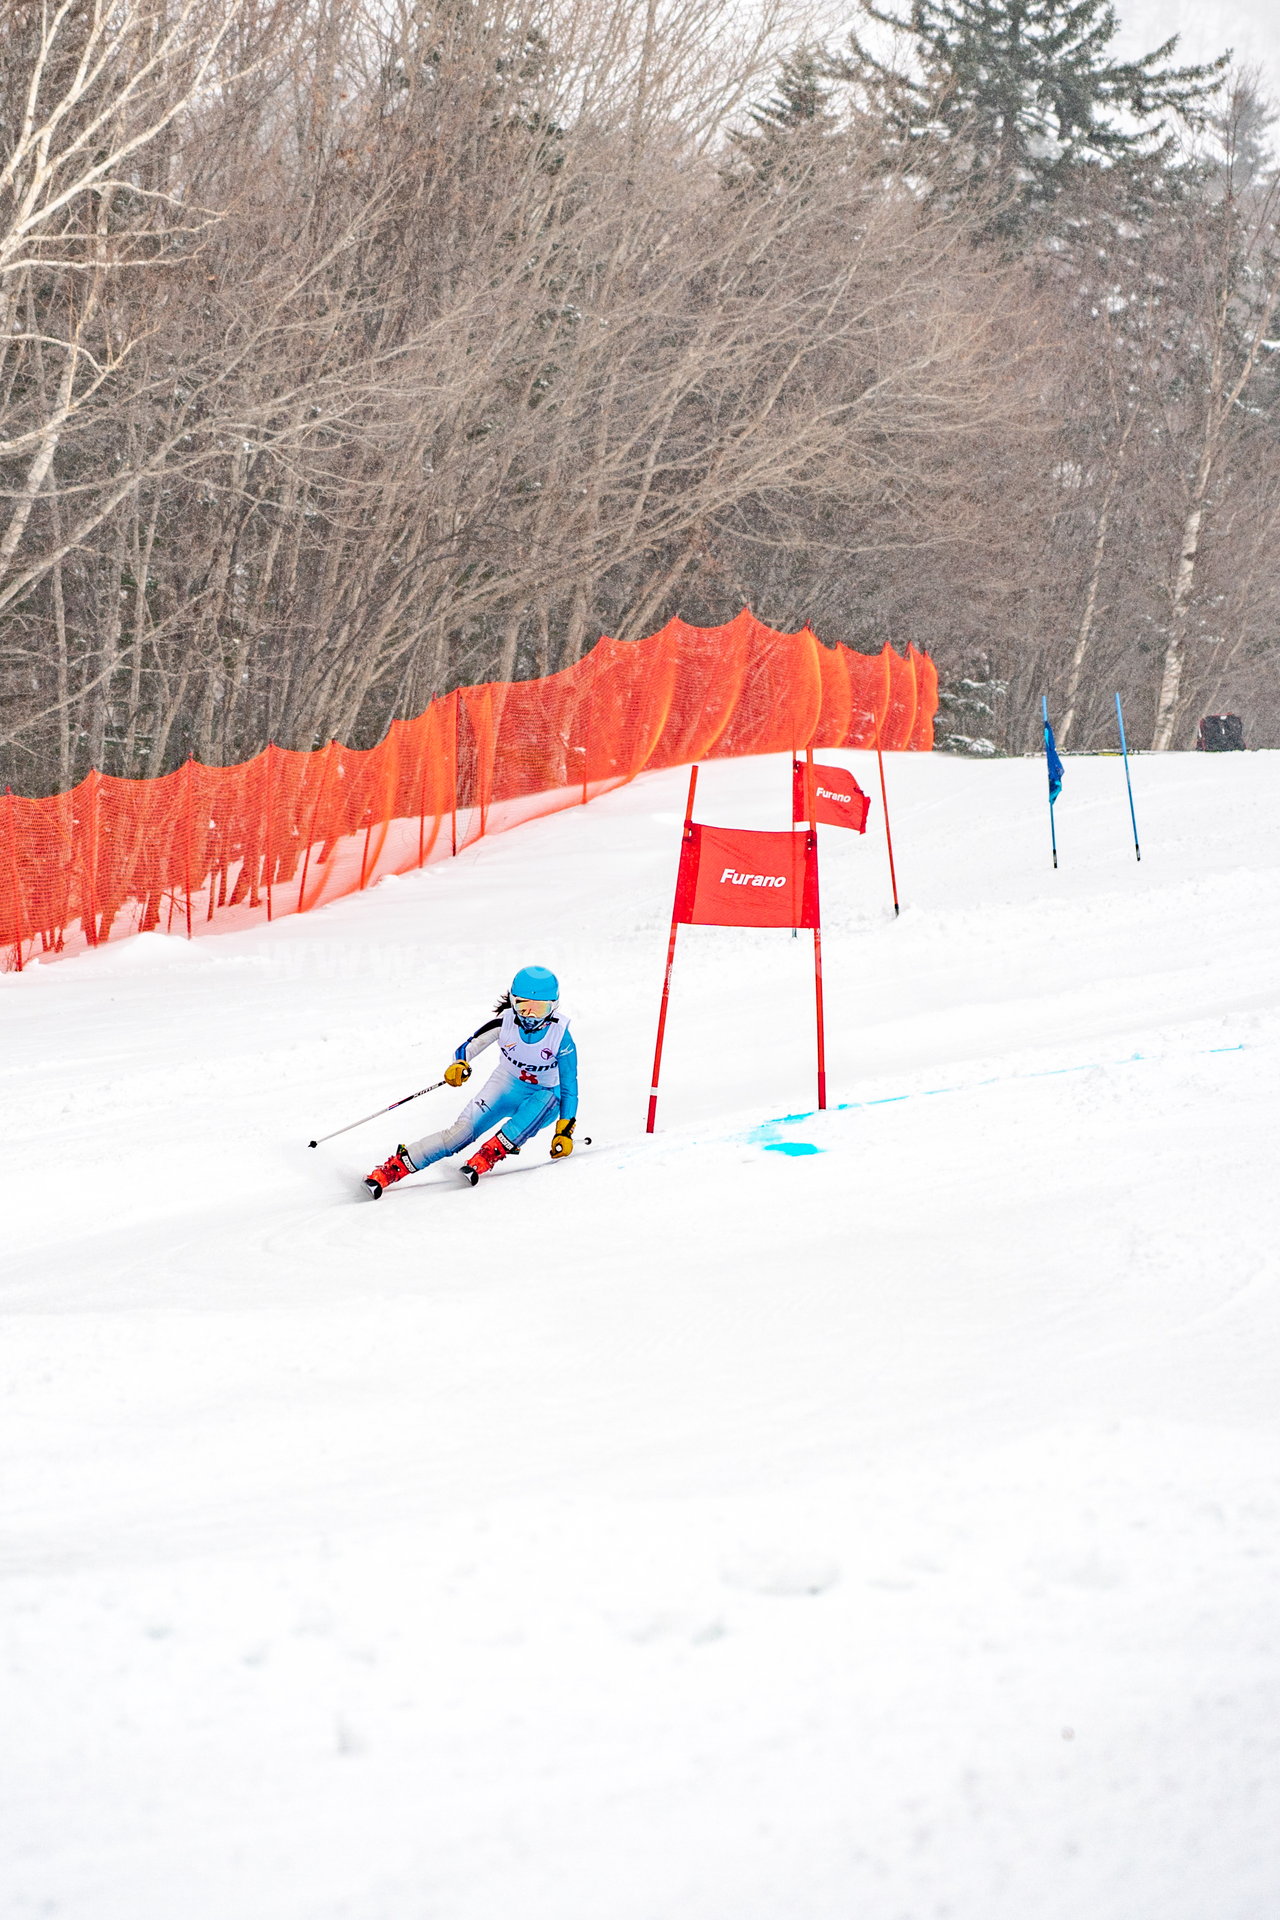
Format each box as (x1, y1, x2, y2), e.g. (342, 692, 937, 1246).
(837, 0, 1227, 236)
(725, 49, 842, 191)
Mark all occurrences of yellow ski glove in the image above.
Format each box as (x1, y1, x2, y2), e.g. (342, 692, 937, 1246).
(550, 1118, 576, 1158)
(444, 1060, 471, 1087)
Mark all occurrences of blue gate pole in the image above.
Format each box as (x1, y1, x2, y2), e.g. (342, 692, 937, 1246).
(1116, 692, 1141, 862)
(1042, 695, 1059, 870)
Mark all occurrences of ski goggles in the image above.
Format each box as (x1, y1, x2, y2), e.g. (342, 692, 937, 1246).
(512, 996, 555, 1022)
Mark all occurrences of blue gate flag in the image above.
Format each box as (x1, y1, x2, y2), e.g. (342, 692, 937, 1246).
(1041, 695, 1063, 869)
(1043, 702, 1063, 804)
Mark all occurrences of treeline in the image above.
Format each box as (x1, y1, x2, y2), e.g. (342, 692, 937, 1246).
(1, 0, 1277, 792)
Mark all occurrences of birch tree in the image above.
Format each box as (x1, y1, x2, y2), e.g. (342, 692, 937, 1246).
(1149, 84, 1280, 747)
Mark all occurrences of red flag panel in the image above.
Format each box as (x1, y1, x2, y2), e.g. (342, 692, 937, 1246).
(673, 822, 819, 929)
(793, 759, 870, 833)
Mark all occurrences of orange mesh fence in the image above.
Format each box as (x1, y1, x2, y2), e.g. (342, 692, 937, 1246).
(1, 611, 935, 970)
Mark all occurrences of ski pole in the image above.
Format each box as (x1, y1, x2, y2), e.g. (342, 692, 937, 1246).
(308, 1079, 447, 1148)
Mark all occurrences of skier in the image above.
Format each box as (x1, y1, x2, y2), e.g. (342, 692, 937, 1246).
(364, 965, 578, 1195)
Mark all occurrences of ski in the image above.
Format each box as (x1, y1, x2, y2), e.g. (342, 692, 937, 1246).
(363, 1136, 593, 1199)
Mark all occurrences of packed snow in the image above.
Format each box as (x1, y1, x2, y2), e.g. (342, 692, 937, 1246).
(3, 748, 1278, 1920)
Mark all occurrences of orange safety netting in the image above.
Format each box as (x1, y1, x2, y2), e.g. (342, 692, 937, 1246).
(0, 611, 936, 971)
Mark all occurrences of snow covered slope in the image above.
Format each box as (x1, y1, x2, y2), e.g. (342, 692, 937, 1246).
(3, 749, 1279, 1920)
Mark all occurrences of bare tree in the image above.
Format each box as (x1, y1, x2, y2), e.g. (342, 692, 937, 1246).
(1148, 81, 1280, 747)
(11, 1, 1275, 793)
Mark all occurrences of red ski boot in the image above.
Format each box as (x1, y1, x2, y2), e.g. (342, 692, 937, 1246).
(364, 1146, 415, 1199)
(460, 1132, 516, 1186)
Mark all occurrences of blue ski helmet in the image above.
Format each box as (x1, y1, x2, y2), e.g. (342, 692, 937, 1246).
(511, 965, 559, 1002)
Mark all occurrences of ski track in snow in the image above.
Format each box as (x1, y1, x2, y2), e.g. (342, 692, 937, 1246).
(2, 749, 1279, 1920)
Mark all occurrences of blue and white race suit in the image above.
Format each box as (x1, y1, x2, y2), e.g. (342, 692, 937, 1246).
(403, 1005, 578, 1170)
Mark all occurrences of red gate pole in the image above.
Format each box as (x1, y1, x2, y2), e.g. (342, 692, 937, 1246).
(786, 725, 794, 944)
(805, 746, 826, 1110)
(646, 764, 698, 1135)
(872, 708, 900, 917)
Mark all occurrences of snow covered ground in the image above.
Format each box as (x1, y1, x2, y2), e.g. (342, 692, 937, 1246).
(3, 747, 1279, 1920)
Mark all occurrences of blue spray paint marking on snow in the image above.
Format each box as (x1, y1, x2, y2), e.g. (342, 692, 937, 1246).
(740, 1040, 1251, 1149)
